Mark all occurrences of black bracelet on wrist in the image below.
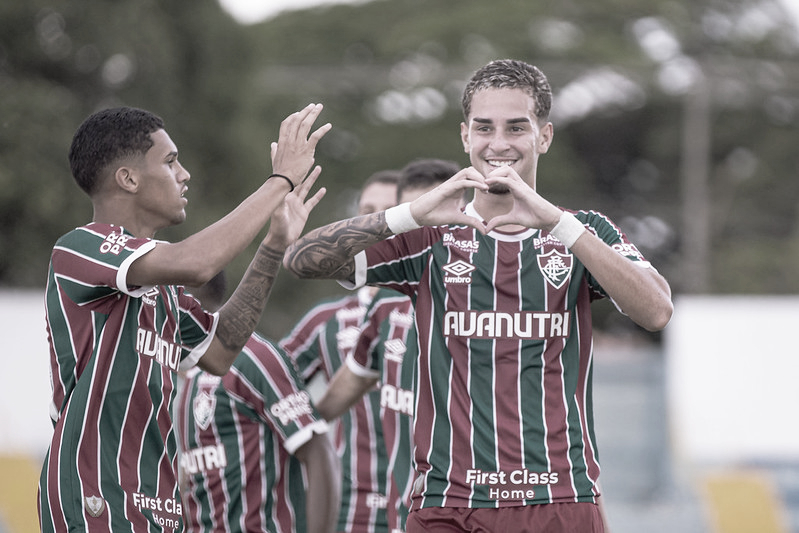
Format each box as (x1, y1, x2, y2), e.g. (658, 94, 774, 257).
(268, 173, 295, 192)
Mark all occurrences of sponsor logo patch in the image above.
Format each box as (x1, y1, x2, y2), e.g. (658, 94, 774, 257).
(442, 260, 476, 284)
(99, 232, 131, 255)
(384, 338, 406, 363)
(442, 233, 480, 252)
(141, 287, 159, 307)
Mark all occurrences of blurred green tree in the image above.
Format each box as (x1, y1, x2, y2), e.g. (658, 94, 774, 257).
(1, 0, 797, 339)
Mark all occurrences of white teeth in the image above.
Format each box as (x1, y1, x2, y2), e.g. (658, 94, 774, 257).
(488, 160, 513, 167)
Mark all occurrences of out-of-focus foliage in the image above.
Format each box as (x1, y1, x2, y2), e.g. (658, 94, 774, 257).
(1, 0, 797, 339)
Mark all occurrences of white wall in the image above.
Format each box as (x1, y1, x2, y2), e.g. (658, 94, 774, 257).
(7, 290, 798, 468)
(0, 290, 53, 456)
(665, 295, 799, 465)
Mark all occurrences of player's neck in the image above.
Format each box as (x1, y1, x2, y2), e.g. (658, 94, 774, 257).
(92, 201, 158, 239)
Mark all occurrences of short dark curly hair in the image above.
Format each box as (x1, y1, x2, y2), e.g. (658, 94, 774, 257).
(68, 107, 165, 195)
(461, 59, 552, 122)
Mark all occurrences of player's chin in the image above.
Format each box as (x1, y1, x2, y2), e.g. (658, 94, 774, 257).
(486, 183, 511, 195)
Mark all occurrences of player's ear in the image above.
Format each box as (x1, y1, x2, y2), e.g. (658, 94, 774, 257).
(460, 122, 470, 154)
(537, 122, 554, 154)
(115, 166, 139, 193)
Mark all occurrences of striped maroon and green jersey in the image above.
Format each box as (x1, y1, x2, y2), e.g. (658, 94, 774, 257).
(39, 223, 216, 533)
(350, 202, 652, 512)
(174, 333, 329, 533)
(348, 288, 417, 532)
(279, 288, 390, 533)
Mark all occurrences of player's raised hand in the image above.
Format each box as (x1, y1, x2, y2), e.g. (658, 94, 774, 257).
(267, 166, 326, 250)
(482, 165, 562, 233)
(409, 167, 488, 233)
(270, 103, 332, 189)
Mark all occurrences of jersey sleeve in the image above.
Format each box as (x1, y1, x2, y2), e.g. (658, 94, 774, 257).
(51, 224, 156, 306)
(177, 287, 219, 369)
(340, 227, 441, 293)
(348, 298, 386, 376)
(279, 303, 330, 380)
(222, 335, 328, 455)
(575, 210, 651, 299)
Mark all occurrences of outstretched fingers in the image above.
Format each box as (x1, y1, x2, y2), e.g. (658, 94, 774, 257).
(292, 166, 322, 199)
(271, 103, 331, 188)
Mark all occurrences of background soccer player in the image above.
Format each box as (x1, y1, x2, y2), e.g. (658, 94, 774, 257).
(175, 272, 340, 533)
(280, 170, 399, 533)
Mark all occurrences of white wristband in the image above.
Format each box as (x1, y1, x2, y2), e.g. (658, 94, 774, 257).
(384, 203, 421, 234)
(550, 212, 585, 248)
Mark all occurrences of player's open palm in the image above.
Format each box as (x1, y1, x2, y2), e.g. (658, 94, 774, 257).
(410, 167, 488, 232)
(268, 167, 326, 249)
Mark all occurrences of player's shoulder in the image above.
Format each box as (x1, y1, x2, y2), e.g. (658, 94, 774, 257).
(54, 222, 150, 256)
(305, 293, 360, 315)
(369, 288, 411, 308)
(237, 333, 295, 373)
(245, 332, 281, 352)
(567, 208, 616, 226)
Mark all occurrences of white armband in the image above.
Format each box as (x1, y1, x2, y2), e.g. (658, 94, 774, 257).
(384, 202, 421, 234)
(550, 212, 586, 248)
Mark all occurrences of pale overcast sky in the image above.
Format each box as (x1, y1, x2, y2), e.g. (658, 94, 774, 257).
(217, 0, 798, 35)
(217, 0, 371, 24)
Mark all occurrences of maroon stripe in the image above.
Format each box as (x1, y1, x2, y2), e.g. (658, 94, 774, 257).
(542, 265, 576, 500)
(492, 241, 524, 471)
(440, 240, 475, 504)
(574, 283, 601, 482)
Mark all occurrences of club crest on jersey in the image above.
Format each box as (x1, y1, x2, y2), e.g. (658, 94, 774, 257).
(84, 495, 106, 517)
(537, 249, 572, 289)
(443, 260, 476, 285)
(193, 390, 216, 430)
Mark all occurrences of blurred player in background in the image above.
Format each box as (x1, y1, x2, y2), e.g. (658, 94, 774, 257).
(175, 272, 339, 533)
(315, 158, 461, 533)
(280, 170, 399, 533)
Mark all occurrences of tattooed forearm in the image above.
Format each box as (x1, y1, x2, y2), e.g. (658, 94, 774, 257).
(215, 244, 284, 351)
(284, 212, 393, 279)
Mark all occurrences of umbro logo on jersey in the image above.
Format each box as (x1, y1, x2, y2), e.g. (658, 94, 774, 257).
(141, 287, 159, 307)
(384, 339, 406, 363)
(537, 249, 572, 289)
(443, 260, 476, 284)
(84, 495, 105, 517)
(193, 391, 216, 430)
